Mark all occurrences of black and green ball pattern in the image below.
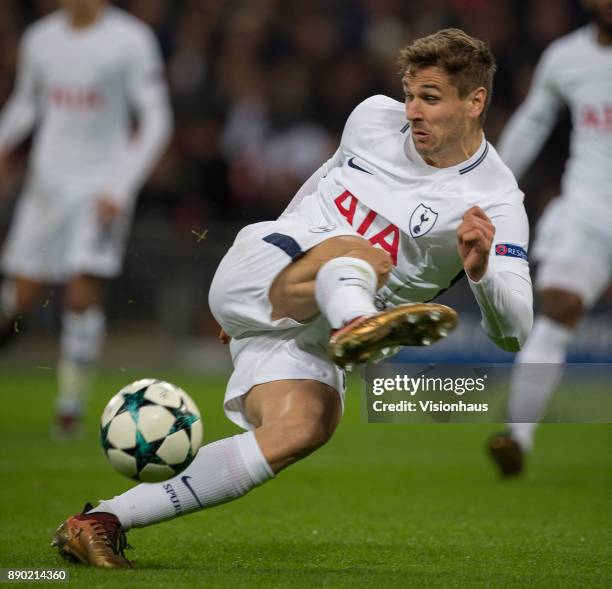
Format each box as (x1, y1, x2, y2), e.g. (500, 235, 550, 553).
(100, 379, 203, 482)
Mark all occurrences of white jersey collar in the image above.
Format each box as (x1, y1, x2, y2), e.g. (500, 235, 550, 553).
(403, 129, 489, 176)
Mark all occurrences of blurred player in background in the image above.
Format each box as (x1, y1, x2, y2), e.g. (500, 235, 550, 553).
(489, 0, 612, 476)
(52, 29, 533, 568)
(0, 0, 172, 437)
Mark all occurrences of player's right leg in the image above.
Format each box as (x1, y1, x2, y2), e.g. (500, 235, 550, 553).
(489, 289, 581, 476)
(53, 274, 107, 439)
(268, 235, 457, 367)
(0, 276, 48, 346)
(52, 378, 341, 568)
(269, 235, 392, 323)
(506, 288, 582, 443)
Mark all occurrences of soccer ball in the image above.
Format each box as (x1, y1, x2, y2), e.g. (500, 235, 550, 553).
(100, 379, 203, 482)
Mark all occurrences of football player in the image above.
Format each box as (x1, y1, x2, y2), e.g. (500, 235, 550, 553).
(0, 0, 172, 436)
(52, 29, 532, 567)
(489, 0, 612, 476)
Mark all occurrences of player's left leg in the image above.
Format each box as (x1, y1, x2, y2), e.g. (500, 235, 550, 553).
(489, 288, 582, 476)
(506, 288, 582, 448)
(91, 378, 340, 525)
(53, 378, 341, 568)
(54, 274, 106, 438)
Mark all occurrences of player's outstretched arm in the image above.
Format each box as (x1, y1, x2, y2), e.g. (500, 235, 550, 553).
(497, 46, 563, 181)
(458, 206, 533, 352)
(0, 32, 39, 157)
(110, 29, 173, 208)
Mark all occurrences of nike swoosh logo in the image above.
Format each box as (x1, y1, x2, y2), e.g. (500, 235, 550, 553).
(348, 157, 373, 175)
(181, 475, 203, 508)
(339, 277, 370, 290)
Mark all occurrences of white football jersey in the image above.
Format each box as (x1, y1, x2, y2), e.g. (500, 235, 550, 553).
(283, 95, 530, 307)
(0, 6, 170, 200)
(498, 25, 612, 210)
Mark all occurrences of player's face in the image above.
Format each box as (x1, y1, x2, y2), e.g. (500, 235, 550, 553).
(585, 0, 612, 33)
(403, 66, 484, 167)
(59, 0, 105, 15)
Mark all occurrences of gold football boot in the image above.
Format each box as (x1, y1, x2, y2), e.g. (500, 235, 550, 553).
(52, 503, 132, 568)
(329, 302, 458, 368)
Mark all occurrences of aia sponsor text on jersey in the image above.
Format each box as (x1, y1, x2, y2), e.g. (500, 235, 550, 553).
(49, 86, 106, 110)
(334, 190, 400, 265)
(580, 105, 612, 132)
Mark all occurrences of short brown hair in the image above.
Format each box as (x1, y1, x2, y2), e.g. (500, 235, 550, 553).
(397, 28, 496, 121)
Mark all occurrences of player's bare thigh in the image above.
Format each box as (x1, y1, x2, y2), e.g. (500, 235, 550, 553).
(244, 379, 342, 473)
(539, 288, 584, 328)
(269, 235, 392, 322)
(3, 275, 105, 315)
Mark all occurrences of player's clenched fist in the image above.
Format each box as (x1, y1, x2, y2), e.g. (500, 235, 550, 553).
(456, 205, 495, 282)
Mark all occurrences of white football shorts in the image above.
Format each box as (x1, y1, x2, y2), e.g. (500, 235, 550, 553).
(1, 172, 132, 282)
(209, 218, 357, 429)
(223, 333, 346, 430)
(209, 218, 357, 338)
(531, 196, 612, 308)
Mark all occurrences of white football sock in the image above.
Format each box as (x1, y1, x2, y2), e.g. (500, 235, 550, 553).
(91, 431, 274, 530)
(314, 257, 378, 328)
(507, 316, 572, 451)
(56, 306, 105, 416)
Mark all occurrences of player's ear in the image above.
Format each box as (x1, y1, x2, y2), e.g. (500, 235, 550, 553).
(467, 87, 487, 121)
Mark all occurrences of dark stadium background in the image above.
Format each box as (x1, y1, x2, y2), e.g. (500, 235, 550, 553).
(0, 0, 608, 370)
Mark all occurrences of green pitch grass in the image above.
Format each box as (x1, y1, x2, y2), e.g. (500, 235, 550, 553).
(0, 370, 611, 588)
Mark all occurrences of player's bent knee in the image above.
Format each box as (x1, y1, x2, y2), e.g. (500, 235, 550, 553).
(345, 247, 393, 285)
(539, 288, 584, 327)
(313, 236, 391, 274)
(316, 235, 371, 256)
(279, 417, 336, 460)
(249, 380, 341, 468)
